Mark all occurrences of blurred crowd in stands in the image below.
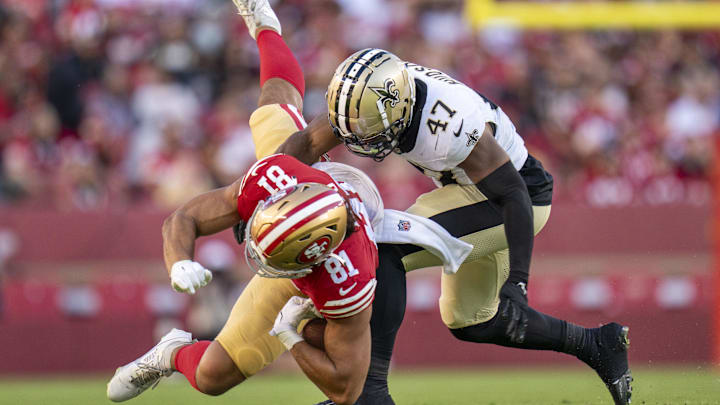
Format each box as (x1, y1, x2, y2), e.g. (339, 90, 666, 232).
(1, 0, 718, 211)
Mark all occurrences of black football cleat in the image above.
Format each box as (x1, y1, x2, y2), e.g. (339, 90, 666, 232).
(590, 323, 632, 405)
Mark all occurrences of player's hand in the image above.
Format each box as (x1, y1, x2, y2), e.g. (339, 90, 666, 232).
(170, 260, 212, 295)
(500, 280, 528, 306)
(270, 296, 320, 349)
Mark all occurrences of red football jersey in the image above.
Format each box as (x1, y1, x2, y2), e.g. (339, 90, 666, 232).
(237, 154, 378, 319)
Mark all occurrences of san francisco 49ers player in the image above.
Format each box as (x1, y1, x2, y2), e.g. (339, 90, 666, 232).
(106, 1, 378, 404)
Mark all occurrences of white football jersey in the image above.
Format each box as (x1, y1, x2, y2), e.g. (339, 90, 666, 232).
(397, 62, 528, 186)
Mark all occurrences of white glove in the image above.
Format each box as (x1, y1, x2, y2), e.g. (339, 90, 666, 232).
(170, 260, 212, 295)
(269, 296, 321, 349)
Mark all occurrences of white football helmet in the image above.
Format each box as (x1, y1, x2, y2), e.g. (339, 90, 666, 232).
(327, 48, 416, 161)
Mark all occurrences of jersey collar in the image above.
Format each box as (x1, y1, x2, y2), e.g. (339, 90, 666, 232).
(396, 78, 427, 154)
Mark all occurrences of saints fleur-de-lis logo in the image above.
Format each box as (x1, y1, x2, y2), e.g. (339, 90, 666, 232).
(369, 78, 400, 108)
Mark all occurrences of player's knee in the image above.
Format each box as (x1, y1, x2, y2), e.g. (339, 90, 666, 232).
(449, 319, 495, 343)
(449, 298, 529, 345)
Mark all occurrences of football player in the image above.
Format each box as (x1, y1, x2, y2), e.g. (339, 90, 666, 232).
(106, 2, 381, 404)
(277, 50, 633, 405)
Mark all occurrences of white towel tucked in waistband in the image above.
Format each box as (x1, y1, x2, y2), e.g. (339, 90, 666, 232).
(314, 161, 472, 274)
(375, 209, 472, 274)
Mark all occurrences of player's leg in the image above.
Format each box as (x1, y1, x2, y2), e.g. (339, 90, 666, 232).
(172, 341, 244, 395)
(403, 185, 631, 404)
(356, 244, 407, 405)
(231, 0, 307, 158)
(106, 276, 297, 401)
(445, 252, 631, 405)
(191, 276, 297, 393)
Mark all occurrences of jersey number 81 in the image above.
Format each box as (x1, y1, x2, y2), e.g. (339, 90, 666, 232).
(324, 250, 358, 284)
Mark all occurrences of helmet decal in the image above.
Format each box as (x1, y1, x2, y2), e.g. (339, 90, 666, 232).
(297, 235, 332, 264)
(369, 78, 400, 109)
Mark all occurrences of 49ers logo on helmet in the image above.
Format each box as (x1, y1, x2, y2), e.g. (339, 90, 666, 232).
(297, 236, 332, 264)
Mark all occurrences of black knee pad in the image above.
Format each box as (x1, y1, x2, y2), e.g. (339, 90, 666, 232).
(449, 297, 529, 345)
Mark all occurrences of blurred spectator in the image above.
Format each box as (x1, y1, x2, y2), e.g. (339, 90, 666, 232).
(0, 0, 717, 210)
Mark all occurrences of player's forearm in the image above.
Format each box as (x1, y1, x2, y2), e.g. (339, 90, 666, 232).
(290, 343, 364, 405)
(162, 210, 197, 275)
(276, 115, 340, 164)
(475, 161, 534, 285)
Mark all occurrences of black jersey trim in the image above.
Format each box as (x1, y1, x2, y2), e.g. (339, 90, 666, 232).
(519, 154, 553, 206)
(396, 78, 427, 154)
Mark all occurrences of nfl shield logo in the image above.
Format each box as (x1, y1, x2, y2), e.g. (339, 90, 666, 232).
(397, 220, 411, 232)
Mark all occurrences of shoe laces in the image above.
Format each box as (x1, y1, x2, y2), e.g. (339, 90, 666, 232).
(130, 362, 164, 390)
(234, 0, 257, 16)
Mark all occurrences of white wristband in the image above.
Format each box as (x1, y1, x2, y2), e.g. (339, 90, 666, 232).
(275, 330, 304, 350)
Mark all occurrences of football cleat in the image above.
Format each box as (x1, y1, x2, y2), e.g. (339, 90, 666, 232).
(590, 323, 633, 405)
(231, 0, 281, 40)
(106, 328, 193, 402)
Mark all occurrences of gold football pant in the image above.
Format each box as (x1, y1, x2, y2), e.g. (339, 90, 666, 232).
(215, 104, 306, 377)
(402, 184, 551, 329)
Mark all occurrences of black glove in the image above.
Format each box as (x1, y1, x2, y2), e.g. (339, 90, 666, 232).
(232, 221, 246, 245)
(500, 280, 528, 306)
(499, 280, 529, 344)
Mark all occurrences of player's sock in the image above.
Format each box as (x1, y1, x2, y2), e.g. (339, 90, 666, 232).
(256, 29, 304, 97)
(450, 298, 594, 356)
(174, 340, 212, 391)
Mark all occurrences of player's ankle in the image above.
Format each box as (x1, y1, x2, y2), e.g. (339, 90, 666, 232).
(256, 26, 280, 39)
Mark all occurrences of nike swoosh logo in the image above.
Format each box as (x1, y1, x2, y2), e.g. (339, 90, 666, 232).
(338, 282, 357, 296)
(453, 119, 464, 137)
(250, 162, 267, 176)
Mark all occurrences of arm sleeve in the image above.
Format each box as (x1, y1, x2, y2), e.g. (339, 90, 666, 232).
(475, 161, 533, 286)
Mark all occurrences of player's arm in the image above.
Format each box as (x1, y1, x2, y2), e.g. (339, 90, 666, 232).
(458, 123, 534, 297)
(291, 309, 371, 405)
(276, 114, 341, 164)
(161, 178, 243, 292)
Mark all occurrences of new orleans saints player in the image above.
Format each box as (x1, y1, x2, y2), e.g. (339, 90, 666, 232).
(278, 50, 632, 405)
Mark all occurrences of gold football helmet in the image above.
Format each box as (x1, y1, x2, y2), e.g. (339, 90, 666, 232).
(244, 183, 349, 278)
(327, 48, 415, 161)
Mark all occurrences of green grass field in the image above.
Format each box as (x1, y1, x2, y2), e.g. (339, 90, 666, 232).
(0, 367, 717, 405)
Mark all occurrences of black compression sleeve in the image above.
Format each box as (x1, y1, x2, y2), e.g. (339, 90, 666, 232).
(475, 161, 533, 286)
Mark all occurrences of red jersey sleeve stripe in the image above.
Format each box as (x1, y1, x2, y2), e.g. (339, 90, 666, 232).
(320, 279, 376, 317)
(323, 293, 374, 319)
(323, 278, 376, 307)
(280, 104, 306, 130)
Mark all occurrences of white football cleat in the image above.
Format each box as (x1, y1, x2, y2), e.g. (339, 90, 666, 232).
(106, 328, 193, 402)
(231, 0, 281, 39)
